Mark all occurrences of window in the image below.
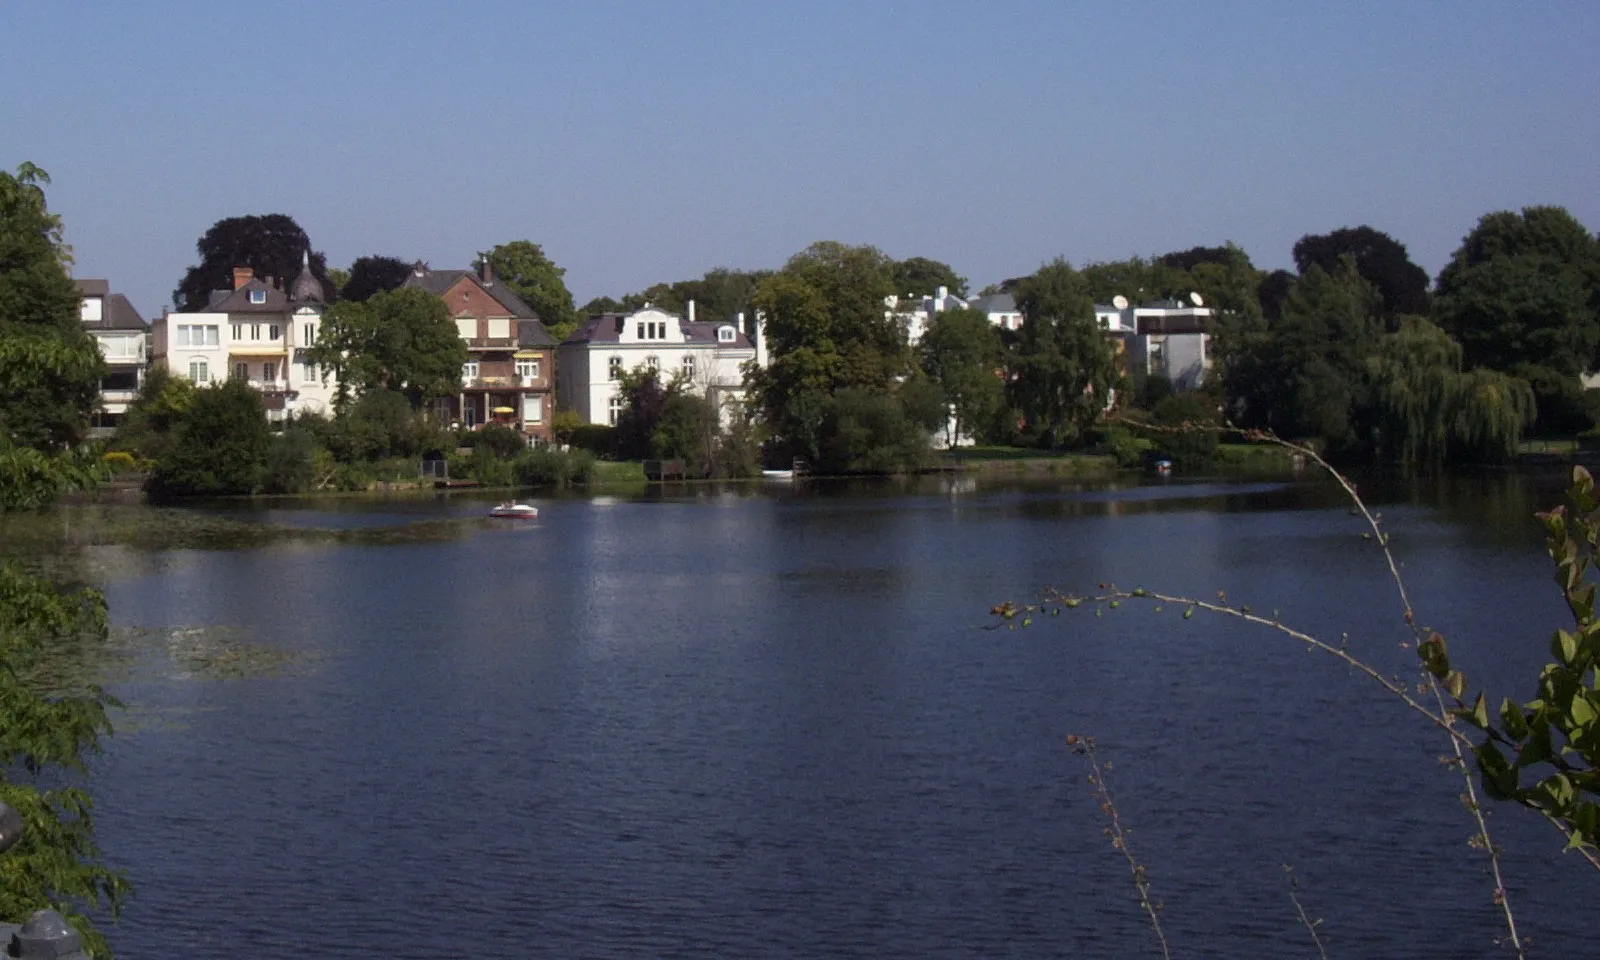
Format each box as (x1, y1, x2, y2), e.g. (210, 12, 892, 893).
(249, 289, 267, 304)
(462, 361, 479, 382)
(608, 356, 622, 380)
(250, 323, 261, 341)
(522, 395, 544, 424)
(189, 359, 209, 383)
(717, 326, 735, 343)
(263, 361, 277, 382)
(515, 359, 539, 381)
(233, 362, 249, 381)
(302, 322, 315, 345)
(681, 354, 696, 379)
(302, 361, 318, 382)
(232, 323, 243, 341)
(646, 355, 659, 371)
(608, 395, 624, 425)
(177, 324, 219, 346)
(269, 324, 281, 341)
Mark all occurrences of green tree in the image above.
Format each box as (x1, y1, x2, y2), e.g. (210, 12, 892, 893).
(481, 241, 578, 341)
(921, 306, 1005, 444)
(310, 287, 466, 410)
(613, 367, 669, 461)
(172, 214, 334, 312)
(1009, 259, 1122, 448)
(0, 563, 131, 956)
(340, 255, 412, 302)
(1150, 392, 1220, 470)
(891, 256, 967, 298)
(746, 242, 906, 461)
(1294, 226, 1432, 318)
(0, 164, 103, 451)
(1434, 207, 1600, 434)
(815, 387, 930, 474)
(651, 388, 720, 476)
(1078, 257, 1188, 304)
(111, 366, 196, 461)
(1226, 259, 1383, 450)
(146, 379, 272, 497)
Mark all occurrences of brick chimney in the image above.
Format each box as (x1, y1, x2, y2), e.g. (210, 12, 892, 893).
(480, 258, 493, 284)
(233, 267, 255, 290)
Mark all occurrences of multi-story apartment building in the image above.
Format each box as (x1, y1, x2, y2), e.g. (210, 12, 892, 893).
(74, 279, 148, 432)
(152, 257, 336, 419)
(402, 261, 558, 442)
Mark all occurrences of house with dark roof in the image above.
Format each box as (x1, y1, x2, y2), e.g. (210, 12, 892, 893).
(75, 279, 149, 431)
(152, 255, 337, 419)
(967, 292, 1022, 331)
(402, 261, 558, 441)
(558, 303, 761, 426)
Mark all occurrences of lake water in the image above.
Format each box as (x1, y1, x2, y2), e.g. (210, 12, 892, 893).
(19, 471, 1600, 957)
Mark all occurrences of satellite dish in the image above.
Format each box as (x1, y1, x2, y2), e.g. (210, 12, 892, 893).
(1111, 295, 1129, 310)
(1189, 291, 1205, 307)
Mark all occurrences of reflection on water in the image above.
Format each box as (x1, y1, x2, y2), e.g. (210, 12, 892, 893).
(6, 468, 1595, 958)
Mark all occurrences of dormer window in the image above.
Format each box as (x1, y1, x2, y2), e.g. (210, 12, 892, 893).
(249, 289, 267, 304)
(717, 326, 735, 343)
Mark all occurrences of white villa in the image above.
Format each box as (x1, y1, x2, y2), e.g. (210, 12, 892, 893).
(887, 285, 967, 345)
(558, 303, 764, 425)
(152, 258, 337, 420)
(75, 279, 148, 433)
(1095, 294, 1213, 390)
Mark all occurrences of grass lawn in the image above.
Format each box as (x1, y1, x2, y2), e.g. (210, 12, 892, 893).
(588, 460, 648, 484)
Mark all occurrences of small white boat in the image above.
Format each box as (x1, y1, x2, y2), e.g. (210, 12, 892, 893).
(761, 469, 795, 481)
(489, 502, 539, 519)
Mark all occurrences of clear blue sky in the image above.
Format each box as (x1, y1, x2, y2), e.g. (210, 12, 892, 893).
(5, 0, 1596, 317)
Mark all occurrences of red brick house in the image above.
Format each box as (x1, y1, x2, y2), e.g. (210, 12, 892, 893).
(403, 261, 557, 442)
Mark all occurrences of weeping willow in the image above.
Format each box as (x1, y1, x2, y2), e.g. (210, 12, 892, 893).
(1370, 318, 1534, 466)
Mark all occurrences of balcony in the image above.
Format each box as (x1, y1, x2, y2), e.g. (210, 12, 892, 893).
(100, 388, 139, 404)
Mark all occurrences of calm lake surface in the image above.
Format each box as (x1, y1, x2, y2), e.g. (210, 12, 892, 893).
(17, 471, 1600, 957)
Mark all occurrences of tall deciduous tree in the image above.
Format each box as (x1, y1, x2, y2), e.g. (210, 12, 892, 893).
(921, 306, 1005, 444)
(746, 242, 905, 460)
(1294, 226, 1432, 318)
(1009, 258, 1122, 448)
(1078, 257, 1189, 304)
(309, 287, 467, 410)
(0, 163, 103, 452)
(481, 241, 578, 341)
(1226, 258, 1384, 449)
(172, 214, 333, 312)
(891, 256, 967, 298)
(1435, 207, 1600, 379)
(340, 255, 412, 302)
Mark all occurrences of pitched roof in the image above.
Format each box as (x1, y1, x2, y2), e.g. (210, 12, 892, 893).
(562, 312, 751, 348)
(74, 280, 147, 330)
(968, 293, 1018, 314)
(403, 267, 539, 319)
(517, 319, 557, 348)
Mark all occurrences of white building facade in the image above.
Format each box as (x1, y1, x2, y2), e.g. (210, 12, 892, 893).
(558, 305, 761, 425)
(152, 262, 338, 420)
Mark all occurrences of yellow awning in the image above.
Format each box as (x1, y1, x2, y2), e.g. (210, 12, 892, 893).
(513, 350, 541, 358)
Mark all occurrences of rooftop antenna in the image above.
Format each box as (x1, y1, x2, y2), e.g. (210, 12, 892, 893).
(1111, 295, 1129, 310)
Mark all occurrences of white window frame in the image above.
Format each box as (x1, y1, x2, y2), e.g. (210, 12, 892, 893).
(515, 359, 539, 380)
(302, 322, 315, 345)
(681, 354, 696, 378)
(189, 359, 210, 383)
(462, 361, 479, 382)
(717, 326, 735, 343)
(249, 289, 267, 304)
(608, 395, 624, 425)
(608, 356, 622, 380)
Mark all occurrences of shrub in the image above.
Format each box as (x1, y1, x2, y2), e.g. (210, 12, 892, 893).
(1151, 393, 1221, 471)
(568, 423, 617, 457)
(471, 423, 528, 459)
(262, 428, 320, 494)
(101, 450, 138, 474)
(515, 447, 595, 488)
(146, 380, 271, 498)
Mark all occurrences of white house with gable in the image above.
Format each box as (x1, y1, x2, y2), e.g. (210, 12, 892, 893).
(558, 303, 763, 425)
(152, 259, 338, 420)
